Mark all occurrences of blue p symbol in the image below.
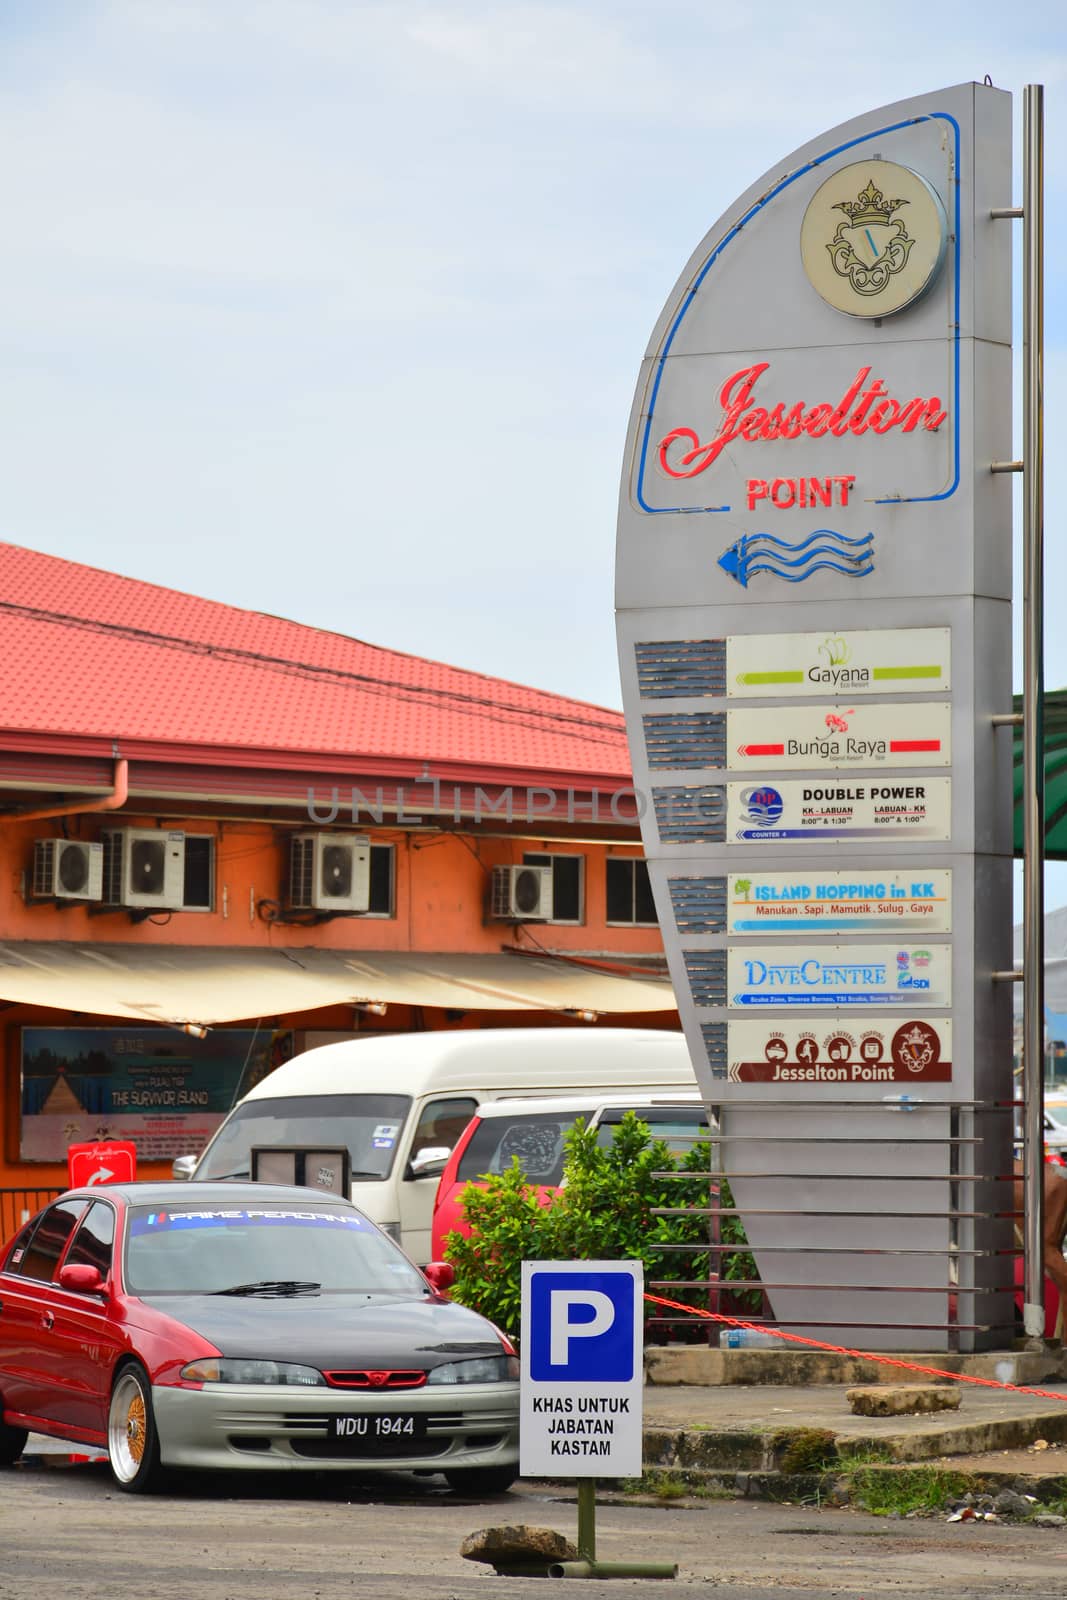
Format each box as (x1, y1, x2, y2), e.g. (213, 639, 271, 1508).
(530, 1272, 634, 1381)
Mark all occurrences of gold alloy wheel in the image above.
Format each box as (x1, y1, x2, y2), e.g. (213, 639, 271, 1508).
(108, 1368, 151, 1484)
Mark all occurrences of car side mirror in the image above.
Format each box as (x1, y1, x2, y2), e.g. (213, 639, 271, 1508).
(423, 1261, 455, 1294)
(408, 1146, 451, 1179)
(58, 1263, 106, 1295)
(172, 1154, 198, 1180)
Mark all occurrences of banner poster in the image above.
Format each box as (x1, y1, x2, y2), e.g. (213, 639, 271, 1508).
(728, 1017, 952, 1083)
(727, 627, 951, 699)
(726, 942, 951, 1007)
(727, 777, 951, 843)
(728, 870, 952, 933)
(20, 1026, 279, 1162)
(728, 702, 950, 770)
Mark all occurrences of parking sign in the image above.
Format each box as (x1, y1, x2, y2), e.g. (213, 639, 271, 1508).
(520, 1260, 643, 1478)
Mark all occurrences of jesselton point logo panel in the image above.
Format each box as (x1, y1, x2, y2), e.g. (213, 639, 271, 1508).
(726, 778, 951, 842)
(726, 944, 951, 1009)
(727, 1018, 952, 1083)
(728, 703, 950, 771)
(726, 626, 950, 699)
(727, 870, 952, 934)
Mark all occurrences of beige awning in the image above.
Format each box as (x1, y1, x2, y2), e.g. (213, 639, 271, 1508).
(0, 941, 676, 1026)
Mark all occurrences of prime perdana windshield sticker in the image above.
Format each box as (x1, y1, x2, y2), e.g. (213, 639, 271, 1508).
(726, 627, 950, 699)
(726, 778, 951, 842)
(728, 702, 950, 770)
(727, 1018, 952, 1083)
(725, 943, 951, 1008)
(727, 870, 952, 933)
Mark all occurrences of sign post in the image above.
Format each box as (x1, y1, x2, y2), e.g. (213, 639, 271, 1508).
(520, 1260, 676, 1580)
(616, 83, 1016, 1350)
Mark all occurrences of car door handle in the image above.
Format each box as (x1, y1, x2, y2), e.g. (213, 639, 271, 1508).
(41, 1311, 54, 1331)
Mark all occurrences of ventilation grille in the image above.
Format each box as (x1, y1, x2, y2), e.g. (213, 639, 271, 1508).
(31, 840, 56, 899)
(643, 713, 726, 771)
(290, 836, 315, 908)
(668, 876, 728, 935)
(701, 1023, 728, 1081)
(683, 950, 728, 1008)
(635, 639, 727, 699)
(101, 831, 123, 905)
(652, 786, 727, 845)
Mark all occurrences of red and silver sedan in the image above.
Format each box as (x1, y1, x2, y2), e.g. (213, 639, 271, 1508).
(0, 1182, 518, 1494)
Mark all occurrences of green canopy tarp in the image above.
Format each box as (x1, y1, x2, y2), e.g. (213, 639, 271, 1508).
(1013, 690, 1067, 858)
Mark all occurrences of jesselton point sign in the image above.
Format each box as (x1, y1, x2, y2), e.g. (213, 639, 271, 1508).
(615, 83, 1013, 1350)
(727, 1017, 952, 1083)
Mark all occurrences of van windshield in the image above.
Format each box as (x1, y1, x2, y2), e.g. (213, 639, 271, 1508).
(193, 1094, 412, 1183)
(456, 1109, 588, 1186)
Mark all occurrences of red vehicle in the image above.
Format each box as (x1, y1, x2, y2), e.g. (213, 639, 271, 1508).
(432, 1091, 709, 1260)
(0, 1182, 518, 1495)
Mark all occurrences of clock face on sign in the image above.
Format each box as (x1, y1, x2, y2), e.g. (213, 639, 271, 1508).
(800, 159, 949, 318)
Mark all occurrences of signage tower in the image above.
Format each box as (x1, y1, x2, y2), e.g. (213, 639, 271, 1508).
(615, 84, 1014, 1350)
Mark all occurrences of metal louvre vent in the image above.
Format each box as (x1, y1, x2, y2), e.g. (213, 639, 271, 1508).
(651, 786, 727, 845)
(31, 840, 56, 898)
(290, 836, 315, 907)
(701, 1023, 728, 1081)
(668, 876, 728, 935)
(643, 713, 726, 771)
(101, 831, 123, 905)
(683, 950, 728, 1007)
(635, 639, 727, 699)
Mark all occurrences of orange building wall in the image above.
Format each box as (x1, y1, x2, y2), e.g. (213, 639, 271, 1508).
(1, 814, 661, 957)
(0, 814, 671, 1204)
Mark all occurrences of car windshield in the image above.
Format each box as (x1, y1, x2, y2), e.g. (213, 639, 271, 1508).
(124, 1204, 426, 1295)
(193, 1094, 412, 1183)
(455, 1109, 588, 1186)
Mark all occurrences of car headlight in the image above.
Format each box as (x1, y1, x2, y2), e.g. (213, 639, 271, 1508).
(180, 1359, 326, 1386)
(426, 1354, 519, 1385)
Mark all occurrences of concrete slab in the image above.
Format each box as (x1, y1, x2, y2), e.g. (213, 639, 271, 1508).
(641, 1380, 1067, 1469)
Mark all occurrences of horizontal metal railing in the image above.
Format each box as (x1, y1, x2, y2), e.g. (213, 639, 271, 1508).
(639, 1101, 1022, 1348)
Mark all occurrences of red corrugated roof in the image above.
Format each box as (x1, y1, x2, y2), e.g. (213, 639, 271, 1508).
(0, 544, 630, 780)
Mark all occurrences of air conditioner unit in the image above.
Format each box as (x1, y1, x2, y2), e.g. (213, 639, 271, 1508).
(290, 833, 371, 913)
(32, 839, 104, 902)
(102, 828, 186, 909)
(490, 864, 553, 922)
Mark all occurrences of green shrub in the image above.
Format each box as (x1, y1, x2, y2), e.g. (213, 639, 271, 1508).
(444, 1112, 759, 1343)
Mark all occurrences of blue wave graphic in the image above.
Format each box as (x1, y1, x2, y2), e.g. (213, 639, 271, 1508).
(718, 527, 874, 588)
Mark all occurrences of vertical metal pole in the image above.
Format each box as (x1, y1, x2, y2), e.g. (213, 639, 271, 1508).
(1022, 83, 1046, 1339)
(577, 1478, 597, 1564)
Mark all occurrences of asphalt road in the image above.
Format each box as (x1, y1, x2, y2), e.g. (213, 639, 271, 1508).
(0, 1459, 1064, 1600)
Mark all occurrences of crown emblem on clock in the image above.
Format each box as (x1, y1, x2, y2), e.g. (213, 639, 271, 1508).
(833, 178, 908, 227)
(826, 174, 914, 297)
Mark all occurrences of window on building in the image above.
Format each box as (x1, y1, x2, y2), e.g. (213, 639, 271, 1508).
(368, 844, 395, 916)
(605, 858, 658, 926)
(183, 835, 215, 910)
(522, 853, 584, 925)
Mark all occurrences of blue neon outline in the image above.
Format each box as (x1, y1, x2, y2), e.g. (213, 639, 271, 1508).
(635, 113, 962, 515)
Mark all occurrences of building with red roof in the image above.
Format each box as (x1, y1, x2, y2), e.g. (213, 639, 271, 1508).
(0, 544, 674, 1203)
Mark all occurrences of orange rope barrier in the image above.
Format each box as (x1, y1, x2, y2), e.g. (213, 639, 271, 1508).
(643, 1292, 1067, 1402)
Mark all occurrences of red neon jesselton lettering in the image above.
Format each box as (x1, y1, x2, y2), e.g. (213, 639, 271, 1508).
(657, 363, 948, 480)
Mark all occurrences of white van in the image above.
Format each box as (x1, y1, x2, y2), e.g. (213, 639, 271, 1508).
(183, 1028, 698, 1262)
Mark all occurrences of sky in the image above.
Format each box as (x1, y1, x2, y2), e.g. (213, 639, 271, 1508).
(2, 1, 1066, 903)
